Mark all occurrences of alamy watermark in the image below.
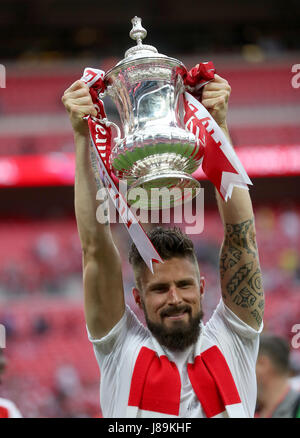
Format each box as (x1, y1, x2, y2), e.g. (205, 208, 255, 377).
(0, 64, 6, 88)
(96, 183, 205, 235)
(291, 64, 300, 89)
(0, 324, 5, 348)
(291, 324, 300, 349)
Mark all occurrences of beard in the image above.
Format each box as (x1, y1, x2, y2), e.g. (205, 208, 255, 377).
(142, 302, 203, 352)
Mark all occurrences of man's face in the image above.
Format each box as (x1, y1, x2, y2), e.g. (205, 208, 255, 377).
(134, 257, 204, 351)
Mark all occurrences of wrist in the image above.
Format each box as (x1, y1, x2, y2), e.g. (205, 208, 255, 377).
(219, 121, 228, 131)
(74, 129, 90, 143)
(219, 122, 233, 145)
(72, 116, 90, 139)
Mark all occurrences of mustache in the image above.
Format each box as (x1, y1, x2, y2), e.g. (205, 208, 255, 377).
(160, 305, 191, 318)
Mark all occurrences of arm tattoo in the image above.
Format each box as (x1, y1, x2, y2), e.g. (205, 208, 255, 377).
(220, 217, 264, 328)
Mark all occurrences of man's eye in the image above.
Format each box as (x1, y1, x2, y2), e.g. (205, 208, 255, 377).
(156, 287, 168, 292)
(179, 282, 192, 288)
(153, 286, 168, 293)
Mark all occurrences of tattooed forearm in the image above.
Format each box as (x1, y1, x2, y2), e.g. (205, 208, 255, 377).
(220, 246, 242, 280)
(232, 287, 257, 308)
(251, 309, 262, 327)
(220, 217, 264, 329)
(226, 262, 253, 296)
(225, 220, 257, 257)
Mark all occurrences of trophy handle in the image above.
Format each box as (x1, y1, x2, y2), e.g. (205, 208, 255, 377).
(101, 118, 121, 145)
(96, 89, 122, 145)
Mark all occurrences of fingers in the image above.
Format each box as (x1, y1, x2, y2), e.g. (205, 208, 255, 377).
(66, 87, 91, 99)
(63, 83, 91, 102)
(201, 74, 230, 125)
(66, 103, 97, 118)
(202, 90, 225, 99)
(213, 74, 228, 83)
(202, 89, 230, 104)
(66, 95, 93, 107)
(202, 75, 231, 108)
(64, 79, 88, 94)
(62, 80, 97, 118)
(201, 96, 226, 109)
(203, 74, 231, 94)
(204, 81, 231, 92)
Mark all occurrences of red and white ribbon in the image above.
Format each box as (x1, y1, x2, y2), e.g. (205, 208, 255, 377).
(183, 92, 252, 200)
(81, 68, 163, 273)
(80, 64, 252, 269)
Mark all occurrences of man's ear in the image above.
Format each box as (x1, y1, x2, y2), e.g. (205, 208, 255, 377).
(257, 355, 272, 371)
(200, 276, 205, 296)
(132, 287, 142, 309)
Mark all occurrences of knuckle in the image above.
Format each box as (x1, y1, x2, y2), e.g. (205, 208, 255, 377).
(69, 104, 77, 114)
(80, 81, 89, 90)
(61, 92, 68, 103)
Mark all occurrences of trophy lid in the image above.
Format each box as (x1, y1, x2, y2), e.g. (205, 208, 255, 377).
(115, 16, 170, 66)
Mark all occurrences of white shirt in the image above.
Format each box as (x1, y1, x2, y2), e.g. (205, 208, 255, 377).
(87, 299, 262, 418)
(0, 397, 22, 418)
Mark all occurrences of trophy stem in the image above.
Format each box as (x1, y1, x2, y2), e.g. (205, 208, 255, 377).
(127, 171, 200, 210)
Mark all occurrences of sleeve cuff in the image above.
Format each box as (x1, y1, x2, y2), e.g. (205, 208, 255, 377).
(221, 299, 264, 340)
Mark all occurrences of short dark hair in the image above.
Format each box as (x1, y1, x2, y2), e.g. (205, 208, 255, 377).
(258, 334, 290, 375)
(128, 226, 199, 288)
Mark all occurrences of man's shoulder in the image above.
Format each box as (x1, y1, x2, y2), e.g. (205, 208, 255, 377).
(88, 304, 151, 358)
(203, 298, 263, 342)
(0, 397, 15, 408)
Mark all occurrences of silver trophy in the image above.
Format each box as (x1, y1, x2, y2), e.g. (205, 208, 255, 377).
(103, 17, 201, 209)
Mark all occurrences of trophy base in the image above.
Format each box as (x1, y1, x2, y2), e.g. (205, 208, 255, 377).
(111, 140, 203, 209)
(112, 142, 200, 177)
(127, 170, 200, 210)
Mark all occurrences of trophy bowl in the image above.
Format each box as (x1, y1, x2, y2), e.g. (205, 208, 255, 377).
(103, 17, 202, 209)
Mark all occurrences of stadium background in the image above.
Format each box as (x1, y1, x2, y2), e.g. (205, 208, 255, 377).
(0, 0, 299, 417)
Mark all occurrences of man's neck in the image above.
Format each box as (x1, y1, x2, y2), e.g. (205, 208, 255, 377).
(259, 377, 290, 417)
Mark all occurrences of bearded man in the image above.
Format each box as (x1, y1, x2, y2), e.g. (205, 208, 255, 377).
(62, 72, 264, 418)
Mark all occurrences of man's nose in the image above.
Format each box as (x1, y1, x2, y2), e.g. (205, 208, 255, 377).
(167, 286, 182, 304)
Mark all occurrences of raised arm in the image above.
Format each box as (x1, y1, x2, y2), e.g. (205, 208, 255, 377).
(216, 168, 264, 330)
(62, 80, 125, 339)
(202, 75, 264, 330)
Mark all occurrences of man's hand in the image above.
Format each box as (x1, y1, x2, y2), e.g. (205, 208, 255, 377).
(201, 74, 231, 128)
(62, 80, 97, 136)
